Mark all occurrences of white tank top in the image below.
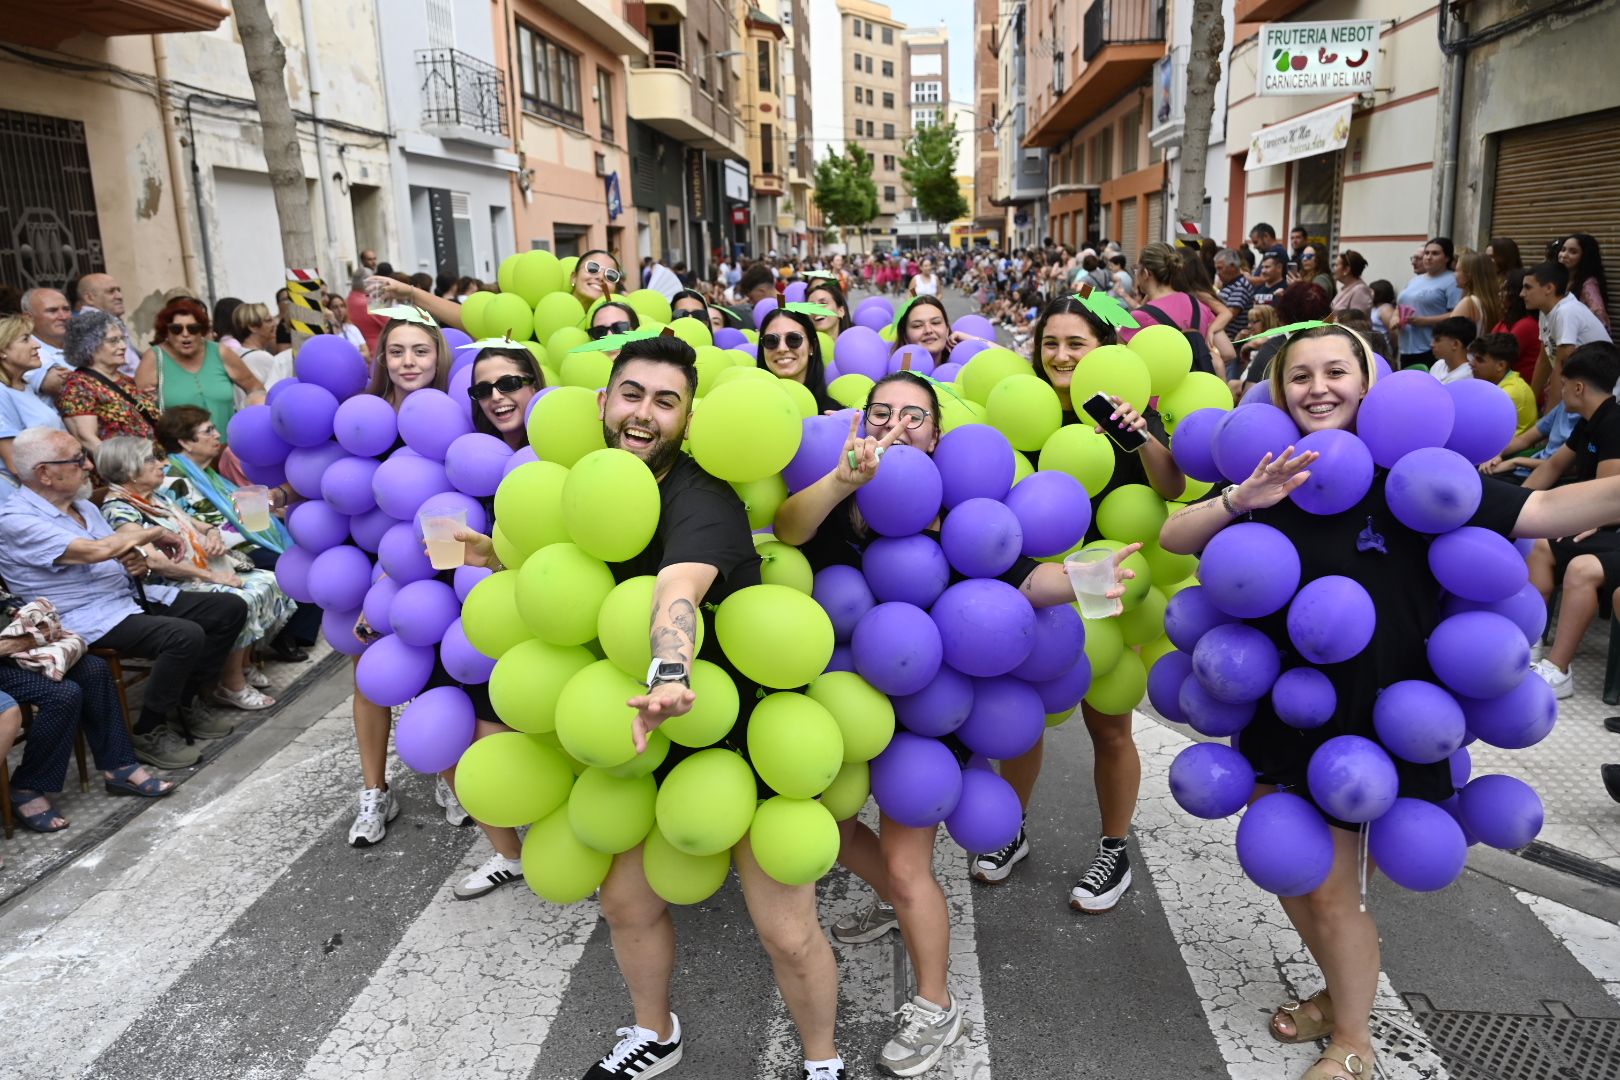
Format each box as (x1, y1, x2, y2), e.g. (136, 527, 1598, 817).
(913, 274, 939, 296)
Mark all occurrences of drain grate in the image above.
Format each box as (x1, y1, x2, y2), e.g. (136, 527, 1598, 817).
(1374, 995, 1620, 1080)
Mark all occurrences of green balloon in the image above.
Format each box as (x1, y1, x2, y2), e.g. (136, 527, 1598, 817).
(540, 364, 562, 389)
(642, 823, 731, 905)
(527, 385, 607, 467)
(693, 346, 732, 397)
(497, 252, 521, 295)
(1159, 371, 1234, 432)
(746, 692, 844, 799)
(491, 523, 527, 571)
(715, 584, 836, 689)
(960, 347, 1031, 405)
(817, 331, 836, 360)
(460, 291, 495, 339)
(1096, 484, 1169, 545)
(1118, 548, 1152, 608)
(712, 364, 777, 390)
(1045, 710, 1074, 727)
(1084, 647, 1146, 715)
(1038, 424, 1116, 496)
(1082, 612, 1125, 676)
(459, 571, 530, 659)
(626, 288, 674, 325)
(1070, 344, 1151, 414)
(1011, 446, 1035, 486)
(597, 576, 707, 678)
(553, 659, 643, 768)
(515, 542, 615, 645)
(817, 760, 870, 820)
(1140, 635, 1180, 673)
(1118, 586, 1167, 645)
(655, 748, 758, 856)
(532, 730, 591, 776)
(521, 804, 613, 904)
(828, 373, 874, 409)
(1141, 541, 1197, 592)
(740, 328, 758, 344)
(668, 315, 712, 349)
(495, 460, 570, 556)
(562, 448, 661, 562)
(512, 250, 565, 305)
(568, 767, 657, 853)
(603, 729, 669, 778)
(488, 637, 594, 733)
(756, 540, 814, 594)
(660, 659, 739, 747)
(939, 394, 988, 432)
(987, 373, 1063, 451)
(524, 340, 549, 368)
(805, 671, 895, 763)
(689, 378, 803, 483)
(732, 473, 789, 531)
(484, 292, 535, 342)
(535, 292, 587, 343)
(1127, 323, 1193, 397)
(748, 796, 840, 886)
(547, 325, 591, 360)
(878, 324, 896, 343)
(558, 255, 580, 287)
(560, 350, 613, 390)
(776, 378, 817, 419)
(454, 731, 574, 827)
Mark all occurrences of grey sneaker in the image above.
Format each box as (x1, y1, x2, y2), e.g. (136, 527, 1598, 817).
(831, 898, 899, 944)
(435, 774, 472, 827)
(171, 706, 234, 741)
(880, 993, 964, 1077)
(133, 726, 202, 769)
(347, 785, 400, 848)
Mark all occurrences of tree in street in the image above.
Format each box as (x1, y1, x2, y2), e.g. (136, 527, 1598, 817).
(814, 145, 880, 254)
(1175, 0, 1227, 231)
(900, 119, 970, 247)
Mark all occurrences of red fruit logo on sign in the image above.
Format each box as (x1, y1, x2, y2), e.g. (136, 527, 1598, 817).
(1345, 50, 1369, 67)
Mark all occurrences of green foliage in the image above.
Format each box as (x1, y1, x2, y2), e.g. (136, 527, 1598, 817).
(899, 119, 969, 230)
(813, 145, 879, 234)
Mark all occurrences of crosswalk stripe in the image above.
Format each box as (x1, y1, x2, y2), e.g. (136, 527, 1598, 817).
(1513, 890, 1620, 1006)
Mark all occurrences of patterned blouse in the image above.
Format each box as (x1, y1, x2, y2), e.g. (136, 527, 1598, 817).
(56, 369, 159, 441)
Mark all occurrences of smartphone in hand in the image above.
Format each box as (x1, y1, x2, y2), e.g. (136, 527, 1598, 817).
(1083, 392, 1147, 453)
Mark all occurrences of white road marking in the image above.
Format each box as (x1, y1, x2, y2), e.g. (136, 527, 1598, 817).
(1514, 890, 1620, 1006)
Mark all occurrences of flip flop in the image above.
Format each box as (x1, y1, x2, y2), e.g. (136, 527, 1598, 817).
(103, 765, 174, 798)
(9, 791, 68, 833)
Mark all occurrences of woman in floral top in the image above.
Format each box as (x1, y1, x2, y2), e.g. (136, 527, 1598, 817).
(58, 310, 159, 454)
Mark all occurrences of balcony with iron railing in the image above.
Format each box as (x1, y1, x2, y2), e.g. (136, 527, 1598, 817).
(416, 48, 510, 148)
(1025, 0, 1166, 148)
(627, 51, 746, 159)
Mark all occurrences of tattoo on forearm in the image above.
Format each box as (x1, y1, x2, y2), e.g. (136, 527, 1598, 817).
(670, 599, 697, 641)
(650, 598, 697, 663)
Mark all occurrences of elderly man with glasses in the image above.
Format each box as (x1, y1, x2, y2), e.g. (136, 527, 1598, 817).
(0, 428, 248, 769)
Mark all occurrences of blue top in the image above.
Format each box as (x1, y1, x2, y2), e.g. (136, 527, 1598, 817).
(1396, 270, 1462, 355)
(0, 384, 67, 493)
(1513, 401, 1581, 475)
(0, 487, 178, 642)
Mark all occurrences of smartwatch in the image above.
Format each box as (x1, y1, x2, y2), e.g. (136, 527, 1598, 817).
(645, 659, 691, 689)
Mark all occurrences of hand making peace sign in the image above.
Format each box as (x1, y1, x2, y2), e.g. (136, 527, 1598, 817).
(834, 409, 907, 488)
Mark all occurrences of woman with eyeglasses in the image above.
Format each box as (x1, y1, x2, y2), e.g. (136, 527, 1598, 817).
(756, 307, 837, 412)
(805, 278, 853, 337)
(135, 298, 264, 442)
(57, 309, 161, 456)
(570, 248, 623, 309)
(587, 301, 641, 351)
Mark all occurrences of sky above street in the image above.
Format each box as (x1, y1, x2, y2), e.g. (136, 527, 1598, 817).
(886, 0, 975, 104)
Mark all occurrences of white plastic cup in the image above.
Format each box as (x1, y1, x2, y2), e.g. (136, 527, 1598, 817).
(232, 485, 273, 532)
(420, 508, 468, 570)
(1064, 549, 1121, 619)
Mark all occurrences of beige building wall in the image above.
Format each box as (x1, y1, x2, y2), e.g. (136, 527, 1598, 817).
(838, 0, 906, 237)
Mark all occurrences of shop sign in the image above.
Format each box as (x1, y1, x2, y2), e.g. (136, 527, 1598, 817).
(731, 207, 749, 225)
(1246, 96, 1354, 171)
(1257, 20, 1379, 97)
(687, 150, 706, 218)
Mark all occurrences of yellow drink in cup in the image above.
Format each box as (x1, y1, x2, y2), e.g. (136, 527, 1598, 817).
(420, 507, 468, 570)
(233, 485, 273, 532)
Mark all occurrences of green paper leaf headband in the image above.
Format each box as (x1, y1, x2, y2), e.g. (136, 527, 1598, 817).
(369, 304, 439, 328)
(1232, 319, 1330, 345)
(891, 294, 922, 330)
(802, 270, 837, 280)
(456, 335, 527, 351)
(782, 302, 839, 319)
(569, 327, 667, 354)
(1069, 284, 1140, 330)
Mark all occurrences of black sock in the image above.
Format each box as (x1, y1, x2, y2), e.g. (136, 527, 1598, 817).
(134, 708, 167, 735)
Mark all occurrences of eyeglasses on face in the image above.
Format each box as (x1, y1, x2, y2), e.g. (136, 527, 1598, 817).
(865, 403, 930, 429)
(583, 260, 623, 285)
(166, 322, 203, 337)
(588, 321, 635, 341)
(39, 450, 90, 468)
(760, 331, 806, 351)
(468, 373, 537, 400)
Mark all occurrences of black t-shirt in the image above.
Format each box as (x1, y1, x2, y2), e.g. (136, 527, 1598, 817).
(1238, 473, 1531, 812)
(1566, 396, 1620, 483)
(1023, 409, 1165, 544)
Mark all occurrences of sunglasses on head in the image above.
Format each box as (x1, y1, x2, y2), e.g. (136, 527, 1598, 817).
(671, 309, 708, 321)
(583, 260, 623, 285)
(468, 373, 536, 400)
(760, 331, 806, 351)
(167, 323, 203, 337)
(588, 321, 635, 341)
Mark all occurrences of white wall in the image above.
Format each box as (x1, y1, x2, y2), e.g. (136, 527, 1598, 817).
(809, 0, 846, 165)
(212, 169, 293, 307)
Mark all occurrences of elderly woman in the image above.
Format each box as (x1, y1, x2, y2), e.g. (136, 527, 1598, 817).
(57, 309, 160, 453)
(135, 297, 263, 439)
(0, 315, 67, 495)
(95, 436, 292, 710)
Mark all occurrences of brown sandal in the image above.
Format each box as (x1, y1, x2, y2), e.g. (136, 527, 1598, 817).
(1270, 989, 1334, 1043)
(1301, 1041, 1371, 1080)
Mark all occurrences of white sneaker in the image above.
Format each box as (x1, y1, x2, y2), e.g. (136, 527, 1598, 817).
(1530, 640, 1546, 665)
(435, 775, 472, 827)
(880, 993, 965, 1076)
(1532, 658, 1574, 699)
(348, 785, 400, 847)
(453, 852, 524, 900)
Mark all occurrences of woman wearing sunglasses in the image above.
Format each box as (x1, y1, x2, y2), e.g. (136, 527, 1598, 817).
(756, 307, 837, 412)
(671, 288, 734, 336)
(570, 248, 623, 308)
(468, 342, 542, 449)
(135, 298, 264, 443)
(587, 301, 641, 353)
(805, 277, 854, 338)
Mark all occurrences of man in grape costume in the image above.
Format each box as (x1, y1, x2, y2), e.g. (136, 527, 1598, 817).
(1157, 323, 1620, 1080)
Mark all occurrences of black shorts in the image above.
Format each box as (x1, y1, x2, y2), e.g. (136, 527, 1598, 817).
(1550, 532, 1620, 619)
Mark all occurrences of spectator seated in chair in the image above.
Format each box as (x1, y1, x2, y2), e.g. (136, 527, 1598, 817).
(1469, 332, 1539, 435)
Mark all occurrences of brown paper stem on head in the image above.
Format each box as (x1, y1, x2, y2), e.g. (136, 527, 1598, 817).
(900, 352, 913, 372)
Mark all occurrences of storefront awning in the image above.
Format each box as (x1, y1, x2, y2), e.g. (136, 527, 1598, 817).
(1245, 97, 1355, 171)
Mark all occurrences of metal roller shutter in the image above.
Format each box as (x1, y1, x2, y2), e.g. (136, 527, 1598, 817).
(1121, 197, 1139, 261)
(1490, 109, 1620, 259)
(1146, 191, 1164, 248)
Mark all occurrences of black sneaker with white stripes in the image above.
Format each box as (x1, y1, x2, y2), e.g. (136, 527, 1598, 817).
(582, 1014, 683, 1079)
(970, 824, 1029, 883)
(1069, 836, 1132, 914)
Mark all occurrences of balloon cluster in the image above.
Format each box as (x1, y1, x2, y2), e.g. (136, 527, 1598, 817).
(1156, 369, 1548, 895)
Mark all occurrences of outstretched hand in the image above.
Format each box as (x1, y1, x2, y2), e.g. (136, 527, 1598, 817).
(833, 409, 905, 487)
(1233, 447, 1319, 513)
(626, 681, 695, 753)
(1104, 542, 1143, 601)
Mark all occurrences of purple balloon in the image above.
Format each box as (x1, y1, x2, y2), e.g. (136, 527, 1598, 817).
(1011, 603, 1084, 682)
(1428, 526, 1528, 604)
(863, 534, 951, 609)
(307, 544, 373, 612)
(1459, 674, 1557, 749)
(1386, 446, 1482, 534)
(1200, 522, 1301, 619)
(363, 575, 401, 636)
(265, 378, 298, 406)
(321, 606, 367, 656)
(1290, 428, 1374, 516)
(1211, 403, 1299, 484)
(1003, 470, 1091, 557)
(933, 424, 1016, 508)
(834, 326, 891, 382)
(1192, 622, 1281, 704)
(894, 664, 974, 736)
(349, 505, 395, 553)
(940, 497, 1023, 578)
(952, 314, 996, 341)
(1444, 377, 1518, 465)
(333, 394, 400, 458)
(228, 405, 293, 465)
(502, 445, 540, 477)
(372, 453, 451, 522)
(932, 362, 963, 382)
(398, 389, 473, 461)
(888, 344, 936, 376)
(442, 327, 473, 354)
(945, 767, 1023, 854)
(1356, 369, 1456, 469)
(1439, 580, 1546, 644)
(931, 578, 1036, 677)
(813, 564, 876, 643)
(752, 296, 779, 329)
(852, 602, 944, 696)
(287, 499, 351, 554)
(1179, 674, 1257, 737)
(956, 676, 1045, 759)
(1033, 650, 1092, 713)
(825, 644, 858, 674)
(856, 295, 894, 316)
(1458, 774, 1543, 849)
(319, 456, 381, 516)
(354, 633, 438, 708)
(1164, 585, 1237, 652)
(293, 335, 367, 400)
(1146, 650, 1194, 723)
(395, 685, 477, 773)
(1170, 742, 1256, 819)
(274, 546, 316, 604)
(948, 337, 991, 367)
(1368, 797, 1468, 891)
(447, 365, 475, 419)
(445, 432, 512, 498)
(284, 441, 349, 500)
(1236, 791, 1334, 896)
(376, 520, 437, 584)
(1271, 667, 1336, 729)
(271, 382, 341, 448)
(783, 415, 849, 492)
(453, 565, 491, 602)
(1169, 407, 1225, 484)
(853, 305, 893, 334)
(855, 445, 943, 537)
(1307, 734, 1398, 823)
(1373, 353, 1393, 381)
(714, 327, 746, 349)
(1428, 610, 1528, 699)
(240, 458, 288, 488)
(390, 578, 461, 647)
(870, 732, 964, 827)
(1287, 575, 1376, 664)
(1239, 381, 1276, 407)
(782, 281, 808, 304)
(1449, 745, 1472, 789)
(441, 617, 496, 683)
(734, 343, 758, 360)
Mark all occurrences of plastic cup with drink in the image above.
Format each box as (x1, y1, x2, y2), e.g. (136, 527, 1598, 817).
(420, 506, 468, 570)
(1064, 548, 1121, 619)
(232, 485, 273, 532)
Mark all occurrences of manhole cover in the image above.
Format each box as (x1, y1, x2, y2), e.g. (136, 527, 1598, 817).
(1375, 995, 1620, 1080)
